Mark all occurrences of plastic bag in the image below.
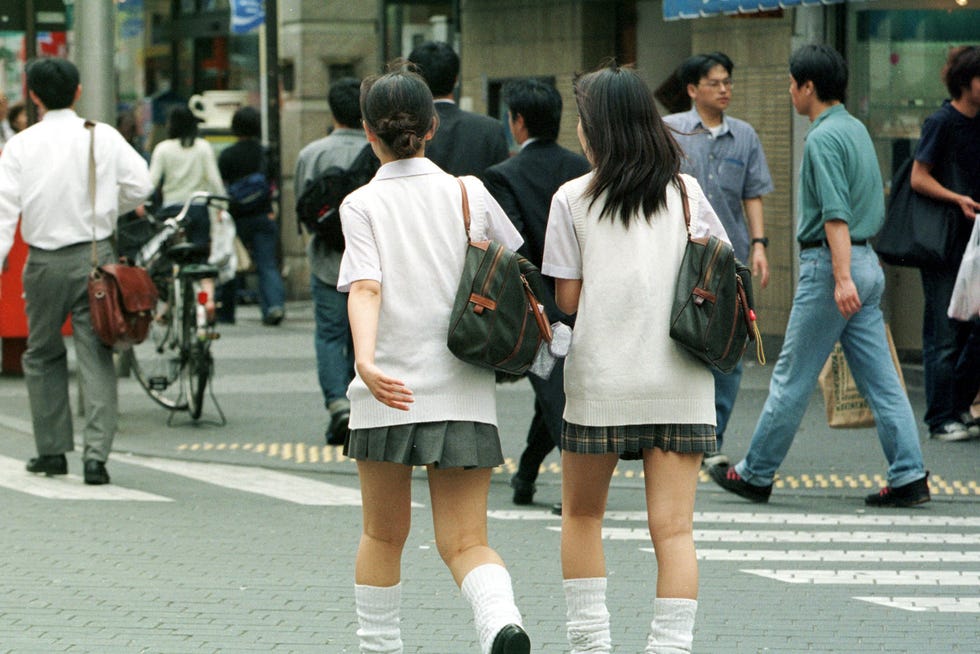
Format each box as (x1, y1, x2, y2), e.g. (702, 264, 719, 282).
(947, 217, 980, 321)
(208, 209, 238, 284)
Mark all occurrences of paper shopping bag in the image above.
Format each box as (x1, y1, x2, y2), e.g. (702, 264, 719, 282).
(818, 325, 905, 429)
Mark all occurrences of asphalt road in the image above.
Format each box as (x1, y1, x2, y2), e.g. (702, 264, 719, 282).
(0, 302, 977, 653)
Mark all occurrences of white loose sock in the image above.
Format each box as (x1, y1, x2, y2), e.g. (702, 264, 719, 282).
(460, 563, 523, 654)
(644, 598, 697, 653)
(355, 583, 403, 654)
(563, 577, 612, 653)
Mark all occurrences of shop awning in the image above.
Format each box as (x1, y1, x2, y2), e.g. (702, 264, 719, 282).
(664, 0, 845, 21)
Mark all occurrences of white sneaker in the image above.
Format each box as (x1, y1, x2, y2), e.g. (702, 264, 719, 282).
(930, 421, 971, 442)
(960, 413, 980, 439)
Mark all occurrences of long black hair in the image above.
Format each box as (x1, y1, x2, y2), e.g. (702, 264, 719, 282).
(166, 105, 199, 148)
(574, 63, 681, 226)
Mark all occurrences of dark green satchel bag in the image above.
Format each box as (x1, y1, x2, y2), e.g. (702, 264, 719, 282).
(447, 179, 552, 375)
(669, 177, 764, 373)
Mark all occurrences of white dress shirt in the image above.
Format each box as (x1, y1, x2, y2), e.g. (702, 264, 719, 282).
(0, 108, 153, 260)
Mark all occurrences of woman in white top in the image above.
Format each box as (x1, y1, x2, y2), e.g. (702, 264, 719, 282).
(542, 64, 730, 653)
(148, 105, 224, 316)
(338, 67, 531, 654)
(148, 105, 224, 247)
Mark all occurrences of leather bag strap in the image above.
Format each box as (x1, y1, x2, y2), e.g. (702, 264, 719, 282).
(676, 175, 692, 242)
(457, 177, 471, 241)
(85, 120, 97, 267)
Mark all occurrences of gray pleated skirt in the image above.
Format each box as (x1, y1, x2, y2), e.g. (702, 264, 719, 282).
(344, 421, 503, 469)
(562, 421, 716, 460)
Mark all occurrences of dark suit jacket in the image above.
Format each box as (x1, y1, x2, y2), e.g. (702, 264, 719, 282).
(483, 139, 591, 321)
(427, 102, 509, 177)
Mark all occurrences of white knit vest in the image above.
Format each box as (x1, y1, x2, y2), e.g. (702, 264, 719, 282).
(342, 170, 498, 429)
(559, 173, 715, 427)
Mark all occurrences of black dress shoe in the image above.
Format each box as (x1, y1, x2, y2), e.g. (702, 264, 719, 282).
(83, 460, 110, 485)
(26, 454, 67, 476)
(325, 409, 350, 446)
(491, 624, 530, 654)
(510, 476, 536, 505)
(551, 502, 563, 516)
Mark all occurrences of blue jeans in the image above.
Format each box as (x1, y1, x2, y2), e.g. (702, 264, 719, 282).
(235, 212, 285, 320)
(712, 360, 743, 449)
(312, 275, 353, 407)
(920, 267, 971, 430)
(736, 244, 925, 488)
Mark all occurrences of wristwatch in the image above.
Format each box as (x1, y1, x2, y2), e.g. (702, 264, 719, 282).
(751, 237, 769, 248)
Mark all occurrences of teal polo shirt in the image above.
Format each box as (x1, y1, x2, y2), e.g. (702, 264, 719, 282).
(797, 104, 884, 244)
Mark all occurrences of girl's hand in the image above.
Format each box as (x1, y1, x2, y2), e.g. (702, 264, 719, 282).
(357, 362, 413, 411)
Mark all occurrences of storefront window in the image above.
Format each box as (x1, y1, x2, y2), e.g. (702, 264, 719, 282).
(848, 6, 980, 186)
(383, 1, 456, 62)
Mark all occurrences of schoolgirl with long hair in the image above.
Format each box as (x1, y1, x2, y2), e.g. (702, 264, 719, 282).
(542, 63, 731, 653)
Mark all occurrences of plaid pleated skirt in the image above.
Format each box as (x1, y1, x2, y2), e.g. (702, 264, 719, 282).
(344, 421, 503, 469)
(561, 421, 716, 460)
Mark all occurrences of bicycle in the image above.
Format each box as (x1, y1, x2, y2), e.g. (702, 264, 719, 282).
(126, 191, 227, 423)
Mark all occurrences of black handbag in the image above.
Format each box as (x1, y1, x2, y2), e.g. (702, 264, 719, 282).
(669, 177, 763, 373)
(875, 156, 972, 270)
(447, 179, 552, 375)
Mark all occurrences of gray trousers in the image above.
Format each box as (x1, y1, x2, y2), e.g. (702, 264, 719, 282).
(22, 240, 117, 462)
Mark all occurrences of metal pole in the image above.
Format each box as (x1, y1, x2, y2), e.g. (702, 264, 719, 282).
(24, 0, 38, 124)
(72, 0, 115, 123)
(264, 0, 281, 215)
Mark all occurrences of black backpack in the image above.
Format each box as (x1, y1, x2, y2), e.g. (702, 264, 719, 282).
(295, 144, 379, 251)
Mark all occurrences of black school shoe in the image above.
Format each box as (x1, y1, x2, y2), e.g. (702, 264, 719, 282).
(510, 476, 535, 505)
(491, 624, 530, 654)
(26, 454, 68, 476)
(83, 460, 111, 485)
(865, 472, 930, 507)
(708, 463, 772, 503)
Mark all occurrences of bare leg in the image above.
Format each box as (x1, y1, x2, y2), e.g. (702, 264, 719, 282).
(429, 465, 525, 653)
(560, 451, 618, 579)
(355, 460, 413, 586)
(642, 448, 701, 599)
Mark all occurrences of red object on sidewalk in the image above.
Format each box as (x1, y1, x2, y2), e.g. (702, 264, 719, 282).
(0, 224, 72, 375)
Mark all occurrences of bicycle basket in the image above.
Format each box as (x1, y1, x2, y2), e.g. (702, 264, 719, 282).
(116, 213, 159, 262)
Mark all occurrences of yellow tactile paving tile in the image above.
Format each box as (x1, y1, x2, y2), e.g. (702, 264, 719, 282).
(175, 442, 980, 496)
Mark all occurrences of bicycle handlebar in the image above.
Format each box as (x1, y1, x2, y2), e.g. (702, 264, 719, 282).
(163, 192, 230, 229)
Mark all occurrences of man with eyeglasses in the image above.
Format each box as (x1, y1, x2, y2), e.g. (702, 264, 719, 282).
(663, 52, 774, 469)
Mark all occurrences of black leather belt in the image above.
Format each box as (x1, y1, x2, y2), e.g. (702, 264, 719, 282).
(800, 239, 868, 250)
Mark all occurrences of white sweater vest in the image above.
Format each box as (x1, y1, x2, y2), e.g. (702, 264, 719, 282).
(559, 173, 716, 427)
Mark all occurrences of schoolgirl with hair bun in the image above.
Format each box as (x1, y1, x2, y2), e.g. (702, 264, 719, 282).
(336, 65, 532, 654)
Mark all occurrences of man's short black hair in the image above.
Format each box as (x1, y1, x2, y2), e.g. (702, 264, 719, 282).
(677, 52, 734, 88)
(328, 77, 363, 128)
(26, 57, 79, 110)
(944, 46, 980, 100)
(789, 44, 848, 104)
(230, 106, 261, 138)
(503, 78, 562, 141)
(407, 41, 459, 97)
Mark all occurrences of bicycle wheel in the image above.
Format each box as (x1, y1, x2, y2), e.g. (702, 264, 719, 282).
(182, 280, 211, 420)
(131, 282, 189, 411)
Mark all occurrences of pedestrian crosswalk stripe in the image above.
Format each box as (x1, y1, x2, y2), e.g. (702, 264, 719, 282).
(0, 455, 172, 502)
(118, 453, 365, 506)
(490, 509, 980, 528)
(743, 570, 980, 586)
(684, 511, 980, 528)
(694, 549, 980, 563)
(854, 597, 980, 612)
(562, 528, 980, 544)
